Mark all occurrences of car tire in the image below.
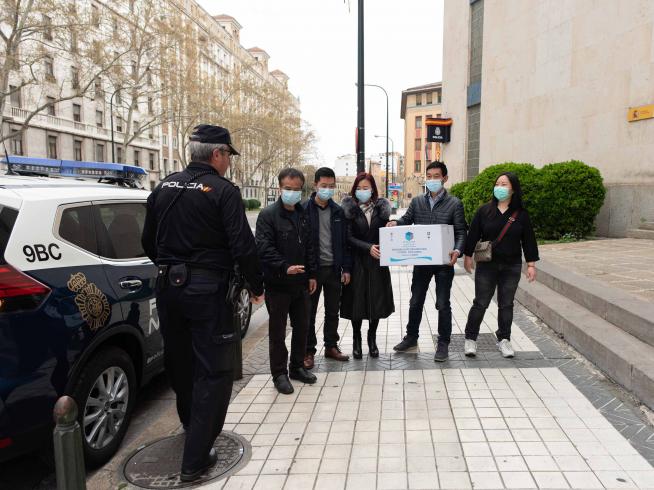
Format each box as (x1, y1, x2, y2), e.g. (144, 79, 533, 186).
(70, 346, 137, 468)
(235, 289, 252, 339)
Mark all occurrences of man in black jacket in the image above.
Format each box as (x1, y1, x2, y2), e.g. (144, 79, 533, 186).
(303, 167, 353, 369)
(142, 124, 264, 482)
(256, 168, 318, 394)
(387, 161, 467, 362)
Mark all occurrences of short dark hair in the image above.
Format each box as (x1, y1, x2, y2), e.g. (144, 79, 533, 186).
(314, 167, 336, 183)
(426, 161, 448, 176)
(278, 167, 305, 185)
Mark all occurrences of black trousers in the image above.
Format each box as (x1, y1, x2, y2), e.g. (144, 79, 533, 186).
(266, 286, 310, 377)
(307, 266, 342, 354)
(406, 265, 455, 342)
(157, 273, 234, 473)
(465, 261, 522, 341)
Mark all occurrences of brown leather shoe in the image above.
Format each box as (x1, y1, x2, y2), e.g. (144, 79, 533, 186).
(324, 346, 349, 362)
(303, 353, 315, 370)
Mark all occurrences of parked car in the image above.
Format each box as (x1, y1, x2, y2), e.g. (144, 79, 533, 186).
(0, 156, 252, 466)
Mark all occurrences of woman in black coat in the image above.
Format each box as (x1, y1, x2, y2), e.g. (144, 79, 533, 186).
(340, 173, 395, 359)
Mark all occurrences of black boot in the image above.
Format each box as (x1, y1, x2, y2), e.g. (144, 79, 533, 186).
(367, 323, 379, 358)
(353, 324, 362, 359)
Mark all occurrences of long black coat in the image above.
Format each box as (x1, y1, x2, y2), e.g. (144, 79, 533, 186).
(340, 196, 395, 321)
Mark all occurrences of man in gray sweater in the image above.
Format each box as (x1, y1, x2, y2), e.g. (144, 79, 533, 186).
(387, 161, 467, 361)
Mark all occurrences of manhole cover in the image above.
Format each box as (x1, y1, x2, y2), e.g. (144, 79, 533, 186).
(122, 431, 251, 488)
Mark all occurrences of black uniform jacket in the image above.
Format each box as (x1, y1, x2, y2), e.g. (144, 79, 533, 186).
(141, 162, 264, 296)
(255, 199, 317, 290)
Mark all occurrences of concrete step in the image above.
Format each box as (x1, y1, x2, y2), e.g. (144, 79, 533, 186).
(534, 260, 654, 347)
(639, 221, 654, 231)
(516, 279, 654, 410)
(626, 228, 654, 239)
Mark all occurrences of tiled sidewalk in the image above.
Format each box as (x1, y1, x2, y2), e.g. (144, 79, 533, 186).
(200, 268, 654, 490)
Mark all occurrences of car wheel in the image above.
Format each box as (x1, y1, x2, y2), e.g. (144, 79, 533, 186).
(235, 288, 252, 338)
(70, 346, 137, 468)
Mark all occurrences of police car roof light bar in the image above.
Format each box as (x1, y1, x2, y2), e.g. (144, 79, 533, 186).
(2, 156, 147, 187)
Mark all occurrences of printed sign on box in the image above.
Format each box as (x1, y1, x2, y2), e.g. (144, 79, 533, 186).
(379, 224, 454, 266)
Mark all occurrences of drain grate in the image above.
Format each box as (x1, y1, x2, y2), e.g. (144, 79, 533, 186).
(122, 431, 250, 489)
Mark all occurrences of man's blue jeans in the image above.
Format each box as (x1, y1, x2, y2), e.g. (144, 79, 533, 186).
(406, 265, 455, 342)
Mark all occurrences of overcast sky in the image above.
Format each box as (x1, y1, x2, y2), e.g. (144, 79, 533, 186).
(197, 0, 444, 167)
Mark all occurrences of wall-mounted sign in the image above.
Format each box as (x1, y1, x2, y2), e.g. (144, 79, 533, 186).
(627, 104, 654, 122)
(426, 118, 453, 143)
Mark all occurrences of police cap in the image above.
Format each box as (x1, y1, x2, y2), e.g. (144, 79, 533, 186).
(189, 124, 240, 155)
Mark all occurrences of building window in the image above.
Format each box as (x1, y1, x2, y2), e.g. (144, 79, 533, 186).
(162, 134, 168, 146)
(96, 110, 104, 128)
(74, 139, 83, 161)
(149, 153, 155, 170)
(44, 57, 55, 81)
(149, 127, 154, 140)
(466, 104, 481, 178)
(43, 15, 53, 41)
(116, 116, 123, 133)
(147, 97, 154, 114)
(415, 116, 422, 129)
(10, 129, 23, 155)
(416, 94, 422, 106)
(437, 91, 442, 104)
(414, 160, 421, 173)
(116, 146, 123, 163)
(426, 92, 433, 105)
(95, 143, 105, 162)
(414, 138, 421, 151)
(46, 96, 56, 116)
(134, 150, 140, 166)
(173, 159, 178, 171)
(9, 85, 21, 107)
(172, 137, 177, 148)
(115, 90, 122, 105)
(469, 0, 485, 86)
(133, 121, 139, 135)
(47, 135, 58, 159)
(71, 67, 79, 89)
(73, 103, 81, 122)
(71, 31, 78, 53)
(94, 77, 103, 99)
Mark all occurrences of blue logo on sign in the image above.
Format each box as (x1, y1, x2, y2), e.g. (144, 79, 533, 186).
(405, 232, 414, 241)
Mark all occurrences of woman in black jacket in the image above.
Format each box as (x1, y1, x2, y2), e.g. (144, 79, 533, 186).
(340, 173, 395, 359)
(463, 172, 539, 359)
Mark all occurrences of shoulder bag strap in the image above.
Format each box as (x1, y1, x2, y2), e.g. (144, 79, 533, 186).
(494, 210, 520, 245)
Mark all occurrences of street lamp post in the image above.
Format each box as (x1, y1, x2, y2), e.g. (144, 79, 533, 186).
(374, 134, 394, 197)
(109, 87, 122, 164)
(356, 0, 365, 173)
(363, 83, 389, 197)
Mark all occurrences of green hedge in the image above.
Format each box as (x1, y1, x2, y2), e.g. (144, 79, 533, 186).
(459, 160, 605, 239)
(449, 181, 470, 200)
(461, 162, 540, 224)
(247, 199, 262, 210)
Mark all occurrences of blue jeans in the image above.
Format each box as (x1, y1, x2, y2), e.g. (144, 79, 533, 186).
(464, 261, 522, 342)
(406, 265, 455, 342)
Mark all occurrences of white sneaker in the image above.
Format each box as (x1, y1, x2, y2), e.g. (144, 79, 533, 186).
(498, 339, 515, 358)
(464, 339, 477, 357)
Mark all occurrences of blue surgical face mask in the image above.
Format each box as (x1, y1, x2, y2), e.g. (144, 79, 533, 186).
(494, 186, 511, 202)
(355, 189, 372, 203)
(425, 179, 443, 193)
(281, 190, 302, 206)
(317, 188, 335, 201)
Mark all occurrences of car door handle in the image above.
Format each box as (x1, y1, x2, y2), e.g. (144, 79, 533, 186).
(119, 279, 143, 290)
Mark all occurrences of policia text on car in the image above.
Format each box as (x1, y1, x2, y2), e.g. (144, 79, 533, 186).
(141, 124, 264, 482)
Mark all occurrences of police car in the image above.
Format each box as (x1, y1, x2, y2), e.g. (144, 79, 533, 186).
(0, 156, 253, 466)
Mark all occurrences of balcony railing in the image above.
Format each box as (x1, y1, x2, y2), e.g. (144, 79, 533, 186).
(4, 106, 161, 148)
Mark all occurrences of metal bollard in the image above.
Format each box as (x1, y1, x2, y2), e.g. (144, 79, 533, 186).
(53, 396, 86, 490)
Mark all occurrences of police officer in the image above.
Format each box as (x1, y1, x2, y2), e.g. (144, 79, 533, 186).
(142, 124, 264, 482)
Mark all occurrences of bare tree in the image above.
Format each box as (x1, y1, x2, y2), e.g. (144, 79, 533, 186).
(0, 0, 128, 144)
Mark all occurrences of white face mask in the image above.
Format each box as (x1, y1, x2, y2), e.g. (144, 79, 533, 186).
(425, 179, 443, 193)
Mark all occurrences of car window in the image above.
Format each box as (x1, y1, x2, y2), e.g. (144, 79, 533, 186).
(58, 205, 97, 254)
(0, 206, 18, 264)
(95, 202, 147, 260)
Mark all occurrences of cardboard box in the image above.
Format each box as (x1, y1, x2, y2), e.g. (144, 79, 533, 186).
(379, 224, 455, 266)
